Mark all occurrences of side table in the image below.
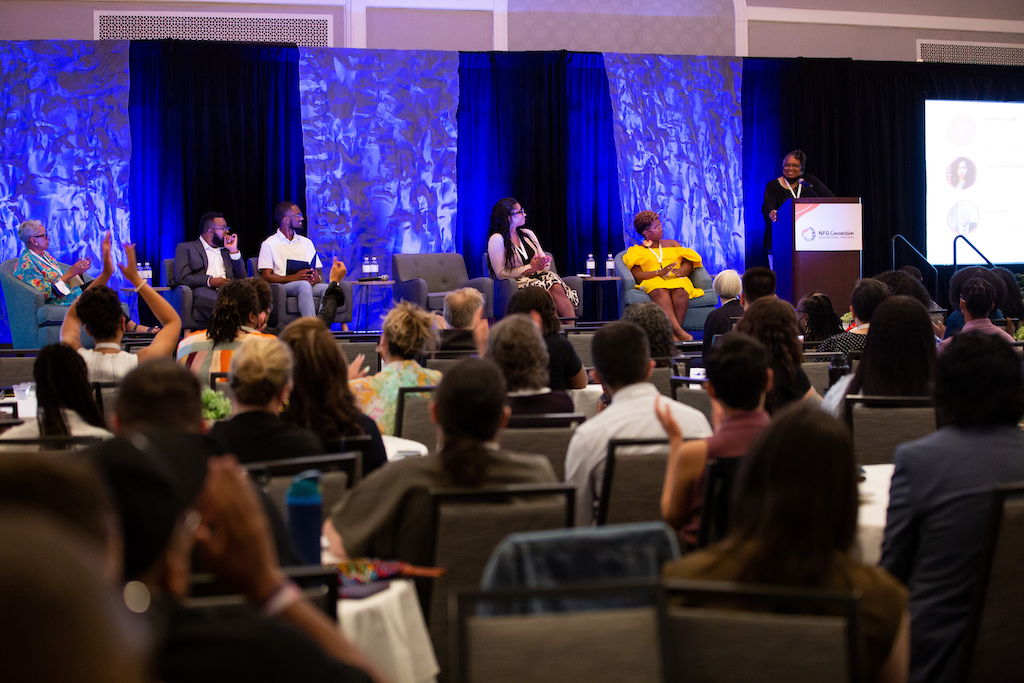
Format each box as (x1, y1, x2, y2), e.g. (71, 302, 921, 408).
(580, 276, 621, 321)
(351, 279, 395, 331)
(119, 285, 170, 328)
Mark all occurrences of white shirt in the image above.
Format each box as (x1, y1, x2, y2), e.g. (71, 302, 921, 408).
(820, 373, 855, 419)
(0, 408, 112, 447)
(200, 235, 228, 280)
(78, 346, 139, 383)
(564, 382, 712, 526)
(257, 229, 322, 277)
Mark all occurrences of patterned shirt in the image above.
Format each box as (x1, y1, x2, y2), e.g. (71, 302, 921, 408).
(176, 327, 277, 390)
(13, 248, 81, 305)
(349, 360, 442, 436)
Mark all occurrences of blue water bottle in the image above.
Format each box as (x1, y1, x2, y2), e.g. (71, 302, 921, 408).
(286, 470, 323, 565)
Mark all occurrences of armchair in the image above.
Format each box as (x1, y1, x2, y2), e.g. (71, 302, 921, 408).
(162, 258, 204, 332)
(614, 250, 717, 332)
(488, 252, 583, 319)
(392, 253, 494, 318)
(248, 257, 353, 328)
(0, 257, 73, 348)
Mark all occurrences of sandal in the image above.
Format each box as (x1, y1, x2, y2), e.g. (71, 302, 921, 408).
(127, 320, 160, 334)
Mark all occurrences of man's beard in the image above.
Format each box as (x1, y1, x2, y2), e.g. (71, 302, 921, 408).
(210, 233, 225, 247)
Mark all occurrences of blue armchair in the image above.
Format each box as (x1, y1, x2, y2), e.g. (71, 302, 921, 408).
(0, 257, 72, 348)
(614, 250, 717, 332)
(393, 253, 494, 318)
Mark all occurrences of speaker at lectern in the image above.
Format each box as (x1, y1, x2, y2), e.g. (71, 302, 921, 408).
(773, 197, 862, 312)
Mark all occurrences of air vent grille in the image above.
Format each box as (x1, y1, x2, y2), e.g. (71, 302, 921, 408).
(95, 12, 332, 46)
(918, 40, 1024, 66)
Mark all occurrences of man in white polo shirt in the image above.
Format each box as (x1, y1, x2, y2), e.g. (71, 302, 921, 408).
(257, 201, 327, 318)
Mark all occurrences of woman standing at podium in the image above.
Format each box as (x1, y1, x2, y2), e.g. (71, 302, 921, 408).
(761, 150, 834, 265)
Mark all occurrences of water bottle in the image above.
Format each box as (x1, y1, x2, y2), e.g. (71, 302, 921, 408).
(286, 470, 323, 565)
(605, 253, 615, 277)
(586, 253, 596, 277)
(370, 256, 379, 277)
(142, 262, 152, 283)
(828, 353, 850, 388)
(362, 256, 370, 277)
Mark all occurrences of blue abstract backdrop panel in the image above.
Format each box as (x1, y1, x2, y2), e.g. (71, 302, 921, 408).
(0, 40, 131, 342)
(603, 54, 744, 273)
(298, 47, 459, 329)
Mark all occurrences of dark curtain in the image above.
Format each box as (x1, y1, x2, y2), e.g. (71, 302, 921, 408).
(456, 51, 624, 291)
(743, 58, 1024, 305)
(129, 41, 306, 285)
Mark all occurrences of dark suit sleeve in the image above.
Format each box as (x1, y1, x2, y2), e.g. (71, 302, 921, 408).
(175, 241, 211, 289)
(225, 249, 247, 280)
(880, 447, 918, 581)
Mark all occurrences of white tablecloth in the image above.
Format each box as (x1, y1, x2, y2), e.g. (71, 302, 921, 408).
(856, 463, 894, 565)
(382, 434, 429, 461)
(337, 579, 438, 683)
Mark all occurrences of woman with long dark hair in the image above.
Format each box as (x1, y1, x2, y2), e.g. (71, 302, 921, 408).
(796, 291, 844, 343)
(505, 286, 587, 390)
(487, 197, 579, 319)
(0, 343, 110, 443)
(662, 405, 909, 683)
(736, 297, 818, 413)
(821, 296, 936, 418)
(279, 317, 387, 476)
(323, 358, 556, 561)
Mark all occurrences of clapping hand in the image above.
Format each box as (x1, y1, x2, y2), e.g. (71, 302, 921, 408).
(69, 258, 91, 277)
(529, 253, 548, 273)
(99, 232, 114, 278)
(118, 243, 141, 286)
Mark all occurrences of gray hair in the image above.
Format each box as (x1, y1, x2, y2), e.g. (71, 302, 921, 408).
(713, 269, 742, 300)
(485, 314, 549, 391)
(18, 220, 44, 245)
(443, 287, 485, 329)
(623, 302, 674, 360)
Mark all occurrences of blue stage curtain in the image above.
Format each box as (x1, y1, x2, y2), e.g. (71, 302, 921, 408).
(603, 54, 744, 274)
(128, 41, 306, 288)
(0, 40, 131, 343)
(456, 51, 625, 287)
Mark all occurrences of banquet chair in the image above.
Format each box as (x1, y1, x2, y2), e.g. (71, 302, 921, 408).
(843, 396, 936, 465)
(423, 484, 575, 679)
(697, 456, 745, 548)
(597, 438, 670, 526)
(564, 330, 594, 367)
(0, 350, 38, 386)
(246, 452, 361, 523)
(188, 566, 339, 620)
(662, 579, 863, 683)
(336, 339, 379, 376)
(649, 366, 674, 397)
(670, 376, 714, 426)
(0, 435, 105, 451)
(452, 582, 664, 683)
(393, 253, 494, 317)
(248, 257, 353, 328)
(959, 483, 1024, 682)
(91, 381, 119, 424)
(394, 385, 437, 444)
(499, 413, 586, 480)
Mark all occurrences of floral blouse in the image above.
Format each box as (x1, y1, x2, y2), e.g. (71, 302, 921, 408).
(13, 249, 81, 304)
(350, 360, 442, 437)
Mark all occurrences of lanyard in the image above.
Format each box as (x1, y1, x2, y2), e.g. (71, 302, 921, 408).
(646, 244, 663, 267)
(783, 178, 802, 200)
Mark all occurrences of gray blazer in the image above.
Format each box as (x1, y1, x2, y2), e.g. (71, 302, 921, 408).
(173, 239, 246, 288)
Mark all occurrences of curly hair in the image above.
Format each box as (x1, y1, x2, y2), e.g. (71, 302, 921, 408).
(991, 267, 1024, 320)
(208, 280, 261, 345)
(249, 277, 272, 315)
(633, 210, 659, 237)
(382, 301, 438, 360)
(623, 302, 674, 362)
(279, 317, 365, 440)
(505, 286, 561, 337)
(485, 314, 549, 391)
(847, 296, 935, 400)
(796, 291, 844, 342)
(736, 297, 802, 414)
(948, 266, 1005, 312)
(33, 343, 107, 437)
(229, 336, 293, 407)
(75, 286, 124, 340)
(872, 270, 932, 309)
(434, 358, 508, 487)
(959, 277, 995, 319)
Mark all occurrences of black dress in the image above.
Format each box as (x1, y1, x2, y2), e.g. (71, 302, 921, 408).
(210, 412, 325, 464)
(761, 174, 833, 254)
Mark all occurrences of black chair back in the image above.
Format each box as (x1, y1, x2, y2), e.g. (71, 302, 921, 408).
(188, 565, 339, 621)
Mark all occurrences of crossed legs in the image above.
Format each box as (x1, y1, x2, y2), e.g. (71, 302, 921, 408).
(649, 288, 693, 341)
(548, 284, 576, 319)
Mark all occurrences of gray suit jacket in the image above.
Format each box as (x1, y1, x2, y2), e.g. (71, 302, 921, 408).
(174, 239, 246, 288)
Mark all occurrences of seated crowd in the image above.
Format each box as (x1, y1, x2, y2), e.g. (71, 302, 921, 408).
(6, 203, 1024, 683)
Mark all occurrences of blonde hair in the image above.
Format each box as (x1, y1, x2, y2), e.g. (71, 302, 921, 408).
(229, 336, 293, 406)
(383, 301, 438, 359)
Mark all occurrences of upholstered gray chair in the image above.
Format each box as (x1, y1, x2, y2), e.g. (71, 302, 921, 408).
(393, 253, 493, 318)
(0, 257, 72, 348)
(614, 250, 717, 332)
(248, 257, 353, 328)
(162, 257, 204, 332)
(488, 251, 582, 319)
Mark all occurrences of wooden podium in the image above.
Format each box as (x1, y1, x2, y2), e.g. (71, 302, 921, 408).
(774, 197, 862, 312)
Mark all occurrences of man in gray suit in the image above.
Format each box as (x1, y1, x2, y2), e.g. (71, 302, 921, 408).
(881, 331, 1024, 683)
(173, 211, 247, 322)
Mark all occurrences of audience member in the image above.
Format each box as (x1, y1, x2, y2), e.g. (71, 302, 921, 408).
(701, 269, 743, 358)
(873, 270, 934, 311)
(439, 287, 485, 352)
(816, 278, 891, 357)
(0, 343, 111, 444)
(659, 333, 772, 549)
(937, 277, 1014, 353)
(736, 297, 818, 413)
(61, 233, 182, 381)
(665, 405, 909, 683)
(257, 201, 327, 318)
(280, 317, 388, 476)
(740, 266, 776, 308)
(881, 332, 1024, 683)
(324, 358, 556, 561)
(173, 211, 247, 322)
(822, 296, 937, 418)
(564, 322, 711, 526)
(176, 279, 275, 387)
(795, 290, 844, 343)
(990, 266, 1024, 325)
(943, 266, 1005, 338)
(349, 301, 440, 435)
(209, 336, 324, 463)
(485, 314, 574, 415)
(623, 301, 676, 365)
(506, 286, 587, 390)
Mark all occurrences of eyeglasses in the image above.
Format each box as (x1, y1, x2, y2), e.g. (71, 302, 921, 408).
(783, 163, 802, 169)
(32, 232, 48, 240)
(511, 209, 525, 216)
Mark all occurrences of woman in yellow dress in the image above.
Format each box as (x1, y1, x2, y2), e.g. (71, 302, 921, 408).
(623, 211, 704, 341)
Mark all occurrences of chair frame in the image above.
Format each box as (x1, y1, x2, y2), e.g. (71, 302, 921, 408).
(393, 385, 437, 438)
(597, 438, 670, 526)
(188, 565, 340, 620)
(245, 451, 361, 489)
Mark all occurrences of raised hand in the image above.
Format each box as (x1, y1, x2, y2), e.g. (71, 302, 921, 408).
(329, 258, 347, 283)
(347, 352, 369, 380)
(118, 243, 141, 286)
